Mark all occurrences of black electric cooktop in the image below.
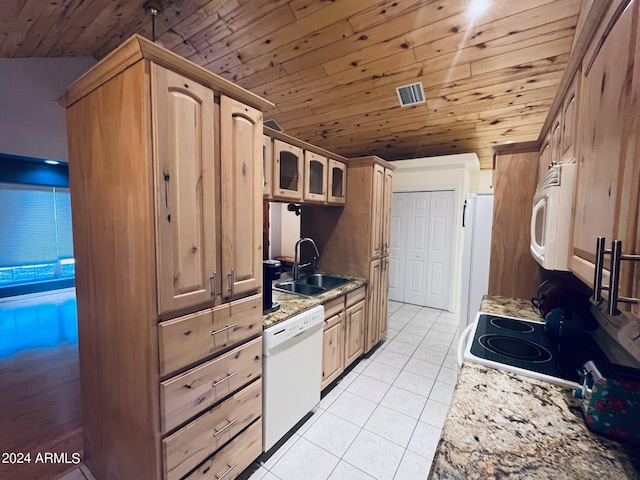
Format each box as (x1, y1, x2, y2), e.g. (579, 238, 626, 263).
(468, 313, 608, 385)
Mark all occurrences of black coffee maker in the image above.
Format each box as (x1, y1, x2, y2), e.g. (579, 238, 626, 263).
(263, 260, 281, 314)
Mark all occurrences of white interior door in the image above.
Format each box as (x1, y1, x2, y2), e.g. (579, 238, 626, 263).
(389, 190, 455, 308)
(403, 193, 430, 306)
(388, 195, 406, 302)
(425, 191, 455, 309)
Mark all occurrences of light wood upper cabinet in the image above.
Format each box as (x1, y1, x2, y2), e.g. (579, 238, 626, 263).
(570, 1, 637, 287)
(327, 159, 347, 204)
(263, 135, 273, 199)
(538, 135, 551, 183)
(273, 139, 303, 201)
(550, 113, 562, 167)
(220, 96, 263, 299)
(371, 163, 385, 258)
(383, 169, 393, 256)
(561, 73, 579, 162)
(303, 150, 328, 203)
(153, 65, 217, 315)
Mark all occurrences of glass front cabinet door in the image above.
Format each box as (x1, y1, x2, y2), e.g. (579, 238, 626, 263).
(328, 159, 347, 204)
(273, 139, 303, 201)
(303, 151, 328, 202)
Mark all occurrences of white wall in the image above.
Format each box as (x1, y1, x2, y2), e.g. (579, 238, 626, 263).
(268, 202, 300, 258)
(391, 153, 485, 313)
(0, 57, 96, 161)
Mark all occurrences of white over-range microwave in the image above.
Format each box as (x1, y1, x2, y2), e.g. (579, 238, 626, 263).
(530, 163, 577, 271)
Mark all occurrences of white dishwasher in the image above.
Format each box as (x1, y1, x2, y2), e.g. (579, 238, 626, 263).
(262, 305, 324, 452)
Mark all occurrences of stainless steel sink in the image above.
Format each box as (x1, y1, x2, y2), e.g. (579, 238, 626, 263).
(298, 274, 351, 289)
(273, 274, 352, 298)
(273, 282, 326, 298)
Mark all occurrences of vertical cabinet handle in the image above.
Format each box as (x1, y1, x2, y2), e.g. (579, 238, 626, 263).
(591, 237, 640, 315)
(608, 240, 622, 316)
(591, 237, 606, 304)
(210, 272, 216, 298)
(227, 269, 235, 296)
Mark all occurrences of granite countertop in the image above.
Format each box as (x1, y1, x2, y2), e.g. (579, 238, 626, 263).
(429, 295, 640, 479)
(262, 277, 367, 328)
(479, 294, 542, 322)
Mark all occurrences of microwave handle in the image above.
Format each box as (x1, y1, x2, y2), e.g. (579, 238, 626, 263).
(530, 197, 546, 255)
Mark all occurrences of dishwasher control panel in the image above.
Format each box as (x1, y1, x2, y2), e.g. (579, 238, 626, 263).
(263, 305, 324, 351)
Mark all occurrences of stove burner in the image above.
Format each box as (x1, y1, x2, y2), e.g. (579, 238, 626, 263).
(478, 334, 552, 363)
(489, 316, 535, 333)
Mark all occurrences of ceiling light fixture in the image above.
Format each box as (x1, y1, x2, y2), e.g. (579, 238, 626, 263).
(45, 160, 60, 165)
(467, 0, 490, 19)
(144, 1, 163, 43)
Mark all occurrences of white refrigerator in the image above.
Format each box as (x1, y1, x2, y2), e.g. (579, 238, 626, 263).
(459, 194, 494, 335)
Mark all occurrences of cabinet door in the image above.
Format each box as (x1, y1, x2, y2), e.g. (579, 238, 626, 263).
(303, 151, 327, 202)
(378, 258, 389, 340)
(371, 163, 385, 258)
(153, 65, 217, 315)
(220, 96, 263, 299)
(327, 159, 347, 204)
(550, 114, 562, 167)
(570, 2, 636, 287)
(321, 314, 344, 390)
(382, 169, 393, 256)
(365, 258, 382, 352)
(263, 135, 273, 199)
(273, 140, 303, 201)
(344, 300, 365, 367)
(561, 72, 579, 162)
(538, 136, 550, 183)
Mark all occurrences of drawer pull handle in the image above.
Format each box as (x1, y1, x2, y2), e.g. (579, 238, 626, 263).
(213, 418, 238, 437)
(211, 324, 237, 336)
(216, 463, 238, 480)
(212, 372, 237, 388)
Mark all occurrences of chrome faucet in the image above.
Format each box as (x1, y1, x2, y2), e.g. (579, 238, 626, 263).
(293, 237, 320, 281)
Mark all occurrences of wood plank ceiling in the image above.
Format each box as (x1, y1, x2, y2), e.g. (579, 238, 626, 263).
(0, 0, 582, 168)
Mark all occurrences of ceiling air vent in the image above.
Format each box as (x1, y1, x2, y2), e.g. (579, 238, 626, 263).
(396, 82, 426, 107)
(264, 119, 283, 131)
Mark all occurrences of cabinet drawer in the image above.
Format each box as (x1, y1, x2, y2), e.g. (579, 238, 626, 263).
(346, 286, 366, 307)
(323, 296, 344, 319)
(163, 380, 262, 480)
(159, 295, 262, 376)
(161, 337, 262, 432)
(184, 418, 262, 480)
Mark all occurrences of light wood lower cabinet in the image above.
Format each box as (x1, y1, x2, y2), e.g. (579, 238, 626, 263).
(184, 419, 263, 480)
(321, 313, 344, 389)
(321, 287, 366, 390)
(163, 380, 262, 480)
(158, 295, 262, 376)
(161, 337, 262, 432)
(344, 300, 365, 366)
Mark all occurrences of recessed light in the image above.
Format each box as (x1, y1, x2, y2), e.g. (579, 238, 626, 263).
(45, 160, 60, 165)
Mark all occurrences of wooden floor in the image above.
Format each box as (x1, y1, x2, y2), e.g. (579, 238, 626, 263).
(0, 289, 82, 480)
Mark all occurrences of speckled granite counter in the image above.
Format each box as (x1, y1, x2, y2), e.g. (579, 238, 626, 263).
(262, 277, 367, 328)
(429, 295, 640, 479)
(479, 294, 542, 322)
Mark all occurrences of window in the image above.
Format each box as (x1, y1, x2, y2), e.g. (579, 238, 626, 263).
(0, 183, 75, 291)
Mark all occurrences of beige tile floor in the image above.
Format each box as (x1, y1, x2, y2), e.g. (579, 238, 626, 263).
(59, 302, 459, 480)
